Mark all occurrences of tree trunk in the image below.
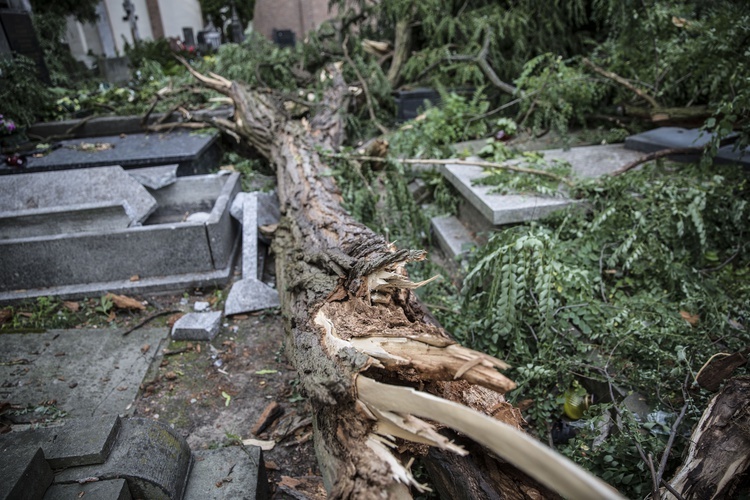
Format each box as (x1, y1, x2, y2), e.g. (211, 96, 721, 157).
(663, 377, 750, 499)
(387, 19, 412, 88)
(180, 60, 622, 499)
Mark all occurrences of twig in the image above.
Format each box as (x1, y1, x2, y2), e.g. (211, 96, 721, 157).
(141, 96, 161, 127)
(699, 243, 745, 274)
(647, 453, 659, 499)
(599, 243, 615, 303)
(660, 479, 686, 500)
(146, 122, 208, 132)
(325, 153, 575, 187)
(341, 35, 389, 135)
(449, 29, 517, 95)
(64, 115, 97, 137)
(122, 309, 182, 336)
(582, 58, 660, 108)
(655, 374, 691, 492)
(610, 148, 703, 176)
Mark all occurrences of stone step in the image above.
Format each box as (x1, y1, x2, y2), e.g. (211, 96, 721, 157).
(431, 215, 476, 260)
(183, 445, 270, 499)
(0, 416, 121, 469)
(0, 447, 52, 500)
(442, 144, 643, 229)
(44, 479, 131, 500)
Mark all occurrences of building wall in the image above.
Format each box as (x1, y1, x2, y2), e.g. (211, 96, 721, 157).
(64, 0, 203, 66)
(157, 0, 203, 42)
(103, 0, 154, 53)
(254, 0, 336, 42)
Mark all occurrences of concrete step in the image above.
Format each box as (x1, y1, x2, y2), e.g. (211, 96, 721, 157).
(44, 479, 131, 500)
(184, 445, 270, 499)
(431, 215, 476, 260)
(0, 416, 121, 469)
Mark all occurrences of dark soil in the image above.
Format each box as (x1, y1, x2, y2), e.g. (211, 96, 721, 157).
(131, 292, 324, 499)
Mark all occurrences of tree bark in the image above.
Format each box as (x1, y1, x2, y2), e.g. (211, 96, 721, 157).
(387, 19, 412, 88)
(663, 376, 750, 499)
(180, 59, 622, 499)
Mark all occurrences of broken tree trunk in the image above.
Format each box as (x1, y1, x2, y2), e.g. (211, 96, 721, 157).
(180, 58, 621, 499)
(663, 376, 750, 499)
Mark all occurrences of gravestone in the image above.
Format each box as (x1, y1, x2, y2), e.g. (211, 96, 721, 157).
(16, 130, 220, 177)
(0, 8, 50, 82)
(0, 166, 157, 225)
(272, 29, 295, 47)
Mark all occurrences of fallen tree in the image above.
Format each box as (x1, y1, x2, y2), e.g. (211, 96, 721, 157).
(179, 57, 622, 498)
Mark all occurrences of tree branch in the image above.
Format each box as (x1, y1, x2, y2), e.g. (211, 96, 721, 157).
(610, 148, 703, 176)
(582, 58, 660, 108)
(326, 154, 575, 187)
(342, 35, 389, 135)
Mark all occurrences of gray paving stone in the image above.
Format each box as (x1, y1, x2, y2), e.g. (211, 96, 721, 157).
(172, 312, 223, 341)
(0, 416, 121, 469)
(0, 447, 52, 500)
(431, 216, 476, 259)
(224, 279, 280, 316)
(0, 203, 131, 240)
(20, 130, 219, 177)
(126, 164, 178, 190)
(184, 445, 270, 500)
(0, 166, 157, 225)
(0, 328, 166, 419)
(53, 418, 192, 500)
(44, 479, 131, 500)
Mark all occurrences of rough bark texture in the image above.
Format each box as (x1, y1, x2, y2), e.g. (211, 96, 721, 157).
(664, 377, 750, 499)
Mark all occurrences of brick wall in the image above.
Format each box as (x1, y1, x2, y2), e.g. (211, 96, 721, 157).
(253, 0, 337, 42)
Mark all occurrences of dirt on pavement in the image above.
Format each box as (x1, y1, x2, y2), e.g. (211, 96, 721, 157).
(131, 293, 324, 499)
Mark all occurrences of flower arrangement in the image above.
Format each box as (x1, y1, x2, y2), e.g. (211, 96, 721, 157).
(0, 114, 17, 136)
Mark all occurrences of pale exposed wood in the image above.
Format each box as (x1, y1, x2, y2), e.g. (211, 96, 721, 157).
(357, 376, 625, 499)
(387, 19, 412, 88)
(663, 377, 750, 499)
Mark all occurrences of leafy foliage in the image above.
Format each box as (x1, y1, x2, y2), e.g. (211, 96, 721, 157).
(474, 138, 572, 197)
(0, 56, 53, 126)
(454, 160, 749, 496)
(389, 91, 490, 159)
(515, 54, 607, 138)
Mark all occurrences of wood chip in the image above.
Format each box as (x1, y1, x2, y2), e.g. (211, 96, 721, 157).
(62, 301, 80, 312)
(241, 438, 275, 450)
(252, 401, 283, 436)
(105, 293, 146, 310)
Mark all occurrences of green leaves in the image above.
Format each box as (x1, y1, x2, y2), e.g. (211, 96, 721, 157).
(457, 159, 749, 497)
